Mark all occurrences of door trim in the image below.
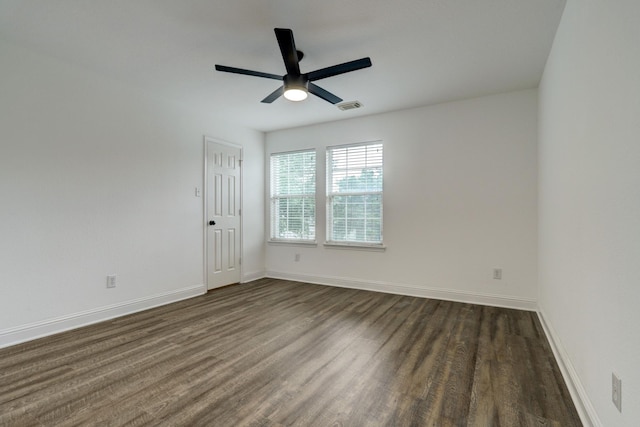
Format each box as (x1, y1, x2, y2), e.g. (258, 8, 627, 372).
(203, 136, 243, 290)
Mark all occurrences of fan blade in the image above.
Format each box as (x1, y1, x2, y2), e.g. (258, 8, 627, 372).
(307, 57, 372, 81)
(261, 86, 284, 103)
(215, 64, 282, 80)
(308, 83, 342, 104)
(274, 28, 301, 75)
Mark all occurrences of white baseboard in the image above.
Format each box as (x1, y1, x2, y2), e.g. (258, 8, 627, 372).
(537, 309, 601, 427)
(242, 270, 266, 283)
(265, 271, 537, 311)
(0, 284, 206, 350)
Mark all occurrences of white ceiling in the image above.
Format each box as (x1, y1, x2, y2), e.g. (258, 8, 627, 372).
(0, 0, 566, 132)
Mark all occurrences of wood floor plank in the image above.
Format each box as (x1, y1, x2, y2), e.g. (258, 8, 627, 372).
(0, 279, 582, 426)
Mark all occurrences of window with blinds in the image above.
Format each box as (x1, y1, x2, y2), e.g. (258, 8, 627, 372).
(270, 150, 316, 241)
(326, 142, 383, 245)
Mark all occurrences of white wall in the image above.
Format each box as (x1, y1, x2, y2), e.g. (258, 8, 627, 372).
(538, 0, 640, 425)
(0, 40, 264, 347)
(265, 90, 538, 309)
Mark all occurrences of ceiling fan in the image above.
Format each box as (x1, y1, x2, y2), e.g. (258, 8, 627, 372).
(215, 28, 372, 104)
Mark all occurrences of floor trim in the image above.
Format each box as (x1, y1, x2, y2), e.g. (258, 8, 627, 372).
(0, 284, 206, 349)
(242, 270, 267, 283)
(265, 271, 537, 311)
(537, 309, 601, 427)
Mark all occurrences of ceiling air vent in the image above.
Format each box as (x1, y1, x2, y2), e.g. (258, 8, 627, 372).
(337, 101, 363, 111)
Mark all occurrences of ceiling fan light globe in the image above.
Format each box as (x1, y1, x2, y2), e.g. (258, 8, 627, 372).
(284, 88, 308, 102)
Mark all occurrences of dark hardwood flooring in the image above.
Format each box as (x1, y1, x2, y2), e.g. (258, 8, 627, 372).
(0, 278, 581, 426)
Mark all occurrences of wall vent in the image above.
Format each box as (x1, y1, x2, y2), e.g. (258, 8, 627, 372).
(337, 101, 363, 111)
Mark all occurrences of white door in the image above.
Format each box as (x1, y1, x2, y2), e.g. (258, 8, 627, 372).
(206, 138, 241, 290)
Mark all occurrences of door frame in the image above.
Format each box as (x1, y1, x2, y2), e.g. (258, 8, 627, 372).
(203, 135, 243, 290)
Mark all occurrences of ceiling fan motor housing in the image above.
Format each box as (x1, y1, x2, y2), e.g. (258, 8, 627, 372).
(284, 74, 308, 91)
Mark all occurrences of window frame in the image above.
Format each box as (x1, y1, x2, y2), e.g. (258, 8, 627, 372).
(269, 149, 317, 244)
(325, 141, 384, 248)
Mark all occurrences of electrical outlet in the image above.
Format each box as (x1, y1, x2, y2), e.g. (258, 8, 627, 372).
(612, 373, 622, 412)
(106, 275, 117, 289)
(493, 268, 502, 280)
(294, 253, 301, 262)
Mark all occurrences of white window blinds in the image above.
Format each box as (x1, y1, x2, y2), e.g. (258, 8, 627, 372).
(270, 150, 316, 241)
(327, 142, 383, 245)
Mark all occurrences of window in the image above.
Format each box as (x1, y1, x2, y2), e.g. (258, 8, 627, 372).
(270, 150, 316, 242)
(327, 142, 383, 245)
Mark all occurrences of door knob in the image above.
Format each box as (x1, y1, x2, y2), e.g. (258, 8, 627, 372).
(209, 220, 216, 226)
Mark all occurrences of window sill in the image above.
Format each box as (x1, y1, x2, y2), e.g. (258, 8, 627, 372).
(268, 239, 318, 247)
(323, 242, 386, 252)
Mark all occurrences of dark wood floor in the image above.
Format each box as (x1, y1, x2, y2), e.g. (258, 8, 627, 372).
(0, 278, 581, 426)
